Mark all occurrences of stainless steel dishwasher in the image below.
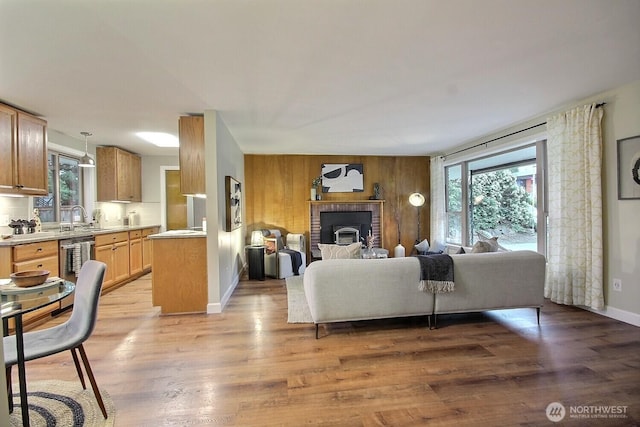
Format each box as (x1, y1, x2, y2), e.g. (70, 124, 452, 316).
(57, 235, 95, 312)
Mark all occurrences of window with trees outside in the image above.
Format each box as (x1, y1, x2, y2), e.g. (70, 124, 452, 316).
(445, 142, 546, 254)
(34, 152, 84, 223)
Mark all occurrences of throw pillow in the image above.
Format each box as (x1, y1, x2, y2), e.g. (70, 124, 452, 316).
(318, 242, 361, 259)
(457, 246, 466, 254)
(265, 235, 277, 255)
(471, 241, 492, 253)
(483, 236, 500, 252)
(414, 239, 430, 253)
(430, 240, 447, 253)
(471, 236, 501, 253)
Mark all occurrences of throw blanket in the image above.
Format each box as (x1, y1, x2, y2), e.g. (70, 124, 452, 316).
(281, 249, 302, 275)
(415, 254, 455, 293)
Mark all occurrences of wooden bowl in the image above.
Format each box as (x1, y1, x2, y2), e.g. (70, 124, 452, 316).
(10, 270, 50, 287)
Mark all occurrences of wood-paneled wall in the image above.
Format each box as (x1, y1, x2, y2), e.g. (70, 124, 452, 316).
(244, 155, 430, 257)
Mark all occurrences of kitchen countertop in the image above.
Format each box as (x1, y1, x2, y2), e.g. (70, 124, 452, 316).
(0, 225, 161, 247)
(148, 230, 206, 239)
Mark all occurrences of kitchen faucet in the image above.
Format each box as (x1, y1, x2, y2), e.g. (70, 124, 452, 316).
(70, 205, 89, 230)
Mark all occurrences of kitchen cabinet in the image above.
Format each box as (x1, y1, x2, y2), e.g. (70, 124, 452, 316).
(95, 231, 130, 290)
(142, 227, 159, 272)
(0, 103, 48, 195)
(96, 146, 142, 202)
(129, 230, 143, 276)
(12, 240, 59, 274)
(9, 240, 60, 327)
(178, 115, 205, 195)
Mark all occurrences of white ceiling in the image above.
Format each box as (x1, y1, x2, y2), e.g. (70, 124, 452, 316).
(1, 0, 639, 157)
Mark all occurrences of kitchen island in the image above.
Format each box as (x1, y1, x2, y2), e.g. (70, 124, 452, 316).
(149, 230, 207, 314)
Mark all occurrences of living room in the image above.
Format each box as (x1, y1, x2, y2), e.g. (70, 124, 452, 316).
(242, 79, 640, 328)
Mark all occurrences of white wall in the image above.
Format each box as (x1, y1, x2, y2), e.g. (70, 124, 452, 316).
(215, 112, 245, 307)
(434, 79, 640, 326)
(602, 79, 640, 324)
(204, 110, 245, 314)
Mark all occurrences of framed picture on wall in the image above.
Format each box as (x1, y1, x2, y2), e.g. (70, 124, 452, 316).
(225, 176, 242, 231)
(321, 163, 364, 193)
(617, 135, 640, 200)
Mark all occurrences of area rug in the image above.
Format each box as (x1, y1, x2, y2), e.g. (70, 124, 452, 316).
(285, 275, 313, 323)
(9, 380, 116, 427)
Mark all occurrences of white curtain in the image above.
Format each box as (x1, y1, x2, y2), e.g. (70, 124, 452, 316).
(545, 103, 604, 310)
(430, 156, 446, 247)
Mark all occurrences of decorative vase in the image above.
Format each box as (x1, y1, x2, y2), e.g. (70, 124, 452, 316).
(394, 243, 405, 258)
(310, 188, 316, 201)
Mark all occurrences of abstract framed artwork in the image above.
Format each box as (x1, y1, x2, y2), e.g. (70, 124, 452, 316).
(225, 175, 242, 231)
(321, 163, 364, 193)
(617, 135, 640, 200)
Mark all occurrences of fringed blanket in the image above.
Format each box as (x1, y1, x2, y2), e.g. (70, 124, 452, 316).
(415, 254, 455, 293)
(281, 249, 303, 275)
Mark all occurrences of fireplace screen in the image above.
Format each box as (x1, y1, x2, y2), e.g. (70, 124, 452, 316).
(320, 211, 371, 244)
(333, 226, 360, 245)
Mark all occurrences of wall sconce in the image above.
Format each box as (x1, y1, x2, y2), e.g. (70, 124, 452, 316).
(251, 230, 265, 246)
(408, 192, 426, 243)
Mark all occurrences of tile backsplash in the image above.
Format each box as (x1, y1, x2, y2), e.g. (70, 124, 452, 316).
(0, 195, 30, 235)
(1, 196, 161, 235)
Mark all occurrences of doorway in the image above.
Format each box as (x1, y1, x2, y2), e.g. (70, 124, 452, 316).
(165, 170, 187, 230)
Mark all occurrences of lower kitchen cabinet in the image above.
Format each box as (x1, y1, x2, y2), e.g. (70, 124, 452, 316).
(95, 232, 130, 290)
(142, 227, 158, 272)
(5, 240, 60, 329)
(129, 230, 143, 276)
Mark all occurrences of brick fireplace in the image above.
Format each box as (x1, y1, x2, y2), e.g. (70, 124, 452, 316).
(310, 200, 384, 258)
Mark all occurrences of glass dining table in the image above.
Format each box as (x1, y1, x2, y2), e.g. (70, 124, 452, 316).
(1, 278, 75, 427)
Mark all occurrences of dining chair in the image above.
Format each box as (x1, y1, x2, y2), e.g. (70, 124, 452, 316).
(4, 260, 108, 418)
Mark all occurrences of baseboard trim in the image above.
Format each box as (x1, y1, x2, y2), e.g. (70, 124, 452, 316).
(206, 272, 241, 314)
(586, 305, 640, 327)
(206, 303, 221, 314)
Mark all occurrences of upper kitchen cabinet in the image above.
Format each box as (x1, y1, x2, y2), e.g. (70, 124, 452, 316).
(0, 103, 48, 195)
(178, 115, 205, 195)
(96, 146, 142, 202)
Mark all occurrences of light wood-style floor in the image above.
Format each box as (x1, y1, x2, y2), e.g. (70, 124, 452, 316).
(16, 274, 640, 426)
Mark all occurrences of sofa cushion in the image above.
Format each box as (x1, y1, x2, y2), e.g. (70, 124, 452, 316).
(318, 242, 361, 259)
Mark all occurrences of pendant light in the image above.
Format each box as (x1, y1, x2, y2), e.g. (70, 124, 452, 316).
(79, 131, 95, 168)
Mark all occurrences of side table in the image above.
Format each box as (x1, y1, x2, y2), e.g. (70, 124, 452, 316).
(246, 245, 266, 280)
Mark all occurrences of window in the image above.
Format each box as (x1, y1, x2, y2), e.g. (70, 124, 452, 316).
(445, 164, 463, 245)
(445, 142, 546, 254)
(34, 152, 84, 223)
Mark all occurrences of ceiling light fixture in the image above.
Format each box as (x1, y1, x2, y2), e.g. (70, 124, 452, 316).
(136, 132, 179, 147)
(79, 132, 95, 168)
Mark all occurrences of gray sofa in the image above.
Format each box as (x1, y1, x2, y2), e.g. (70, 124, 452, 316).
(303, 250, 546, 337)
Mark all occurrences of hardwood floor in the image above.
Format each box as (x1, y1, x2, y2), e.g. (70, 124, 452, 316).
(16, 274, 640, 426)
